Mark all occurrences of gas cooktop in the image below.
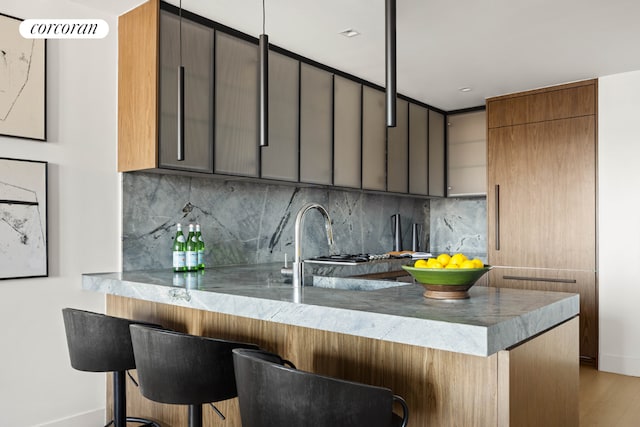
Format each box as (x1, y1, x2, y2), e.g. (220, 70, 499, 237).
(305, 253, 391, 265)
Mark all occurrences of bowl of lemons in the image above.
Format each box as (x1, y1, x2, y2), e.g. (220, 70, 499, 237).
(402, 253, 491, 300)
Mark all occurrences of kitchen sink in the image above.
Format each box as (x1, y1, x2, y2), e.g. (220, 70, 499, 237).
(312, 270, 413, 291)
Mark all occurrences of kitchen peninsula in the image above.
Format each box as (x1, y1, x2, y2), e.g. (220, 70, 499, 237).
(83, 264, 579, 426)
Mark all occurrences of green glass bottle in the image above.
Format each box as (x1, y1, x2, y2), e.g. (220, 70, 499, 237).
(172, 223, 186, 272)
(195, 223, 205, 270)
(185, 223, 198, 272)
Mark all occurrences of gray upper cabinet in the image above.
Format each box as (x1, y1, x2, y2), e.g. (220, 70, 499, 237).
(447, 110, 487, 196)
(387, 99, 409, 193)
(429, 110, 446, 197)
(362, 86, 386, 191)
(159, 10, 214, 173)
(333, 76, 362, 188)
(300, 64, 333, 185)
(215, 32, 259, 177)
(261, 51, 299, 182)
(408, 103, 429, 195)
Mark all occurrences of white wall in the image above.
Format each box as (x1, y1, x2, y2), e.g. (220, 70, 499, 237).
(1, 1, 120, 426)
(598, 70, 640, 377)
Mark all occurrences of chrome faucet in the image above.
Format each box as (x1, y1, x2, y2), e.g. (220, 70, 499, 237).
(293, 203, 334, 288)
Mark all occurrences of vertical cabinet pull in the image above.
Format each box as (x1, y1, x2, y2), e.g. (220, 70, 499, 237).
(177, 65, 185, 161)
(495, 184, 500, 250)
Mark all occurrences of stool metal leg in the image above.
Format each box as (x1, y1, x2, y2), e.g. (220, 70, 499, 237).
(188, 404, 203, 427)
(113, 371, 126, 427)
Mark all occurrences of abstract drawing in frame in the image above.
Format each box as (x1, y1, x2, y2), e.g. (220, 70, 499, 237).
(0, 13, 46, 141)
(0, 157, 48, 279)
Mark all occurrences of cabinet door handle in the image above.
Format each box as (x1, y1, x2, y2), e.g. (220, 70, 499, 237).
(502, 275, 577, 284)
(177, 65, 185, 161)
(495, 184, 500, 250)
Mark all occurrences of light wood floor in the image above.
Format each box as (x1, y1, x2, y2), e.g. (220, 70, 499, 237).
(580, 365, 640, 426)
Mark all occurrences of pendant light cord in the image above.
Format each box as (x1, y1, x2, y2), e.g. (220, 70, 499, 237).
(262, 0, 266, 34)
(179, 0, 183, 66)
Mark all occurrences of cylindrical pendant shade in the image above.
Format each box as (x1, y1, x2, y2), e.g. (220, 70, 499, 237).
(259, 33, 269, 147)
(385, 0, 397, 127)
(177, 65, 185, 160)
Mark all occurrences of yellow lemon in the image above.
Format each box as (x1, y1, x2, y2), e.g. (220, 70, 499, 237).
(450, 253, 468, 266)
(430, 261, 444, 269)
(414, 259, 429, 268)
(460, 260, 476, 269)
(445, 263, 460, 269)
(471, 258, 484, 268)
(426, 257, 438, 267)
(436, 253, 451, 266)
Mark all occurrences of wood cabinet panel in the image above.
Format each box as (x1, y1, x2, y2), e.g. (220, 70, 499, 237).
(300, 64, 333, 185)
(118, 0, 159, 172)
(261, 51, 299, 182)
(488, 268, 597, 360)
(107, 295, 578, 427)
(447, 109, 486, 196)
(362, 86, 386, 191)
(333, 76, 361, 188)
(487, 116, 596, 270)
(408, 103, 428, 195)
(387, 99, 409, 193)
(215, 32, 259, 176)
(158, 10, 214, 172)
(428, 110, 446, 197)
(487, 80, 596, 128)
(498, 317, 579, 427)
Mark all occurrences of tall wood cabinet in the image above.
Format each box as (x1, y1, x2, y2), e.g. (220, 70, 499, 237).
(486, 80, 598, 362)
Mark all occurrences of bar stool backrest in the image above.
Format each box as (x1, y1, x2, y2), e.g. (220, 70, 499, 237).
(232, 348, 409, 427)
(129, 325, 259, 406)
(62, 307, 160, 373)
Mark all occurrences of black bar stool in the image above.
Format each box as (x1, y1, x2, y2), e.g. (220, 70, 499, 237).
(129, 324, 259, 427)
(232, 348, 409, 427)
(62, 308, 162, 427)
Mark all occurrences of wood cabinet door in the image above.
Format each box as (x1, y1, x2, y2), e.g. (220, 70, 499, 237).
(489, 268, 597, 361)
(487, 116, 596, 271)
(333, 76, 362, 188)
(362, 86, 386, 191)
(387, 99, 409, 193)
(261, 51, 299, 182)
(428, 110, 446, 197)
(159, 10, 214, 173)
(447, 110, 487, 197)
(215, 32, 259, 177)
(300, 64, 333, 185)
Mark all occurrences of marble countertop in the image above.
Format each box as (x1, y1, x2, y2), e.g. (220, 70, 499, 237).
(82, 262, 579, 357)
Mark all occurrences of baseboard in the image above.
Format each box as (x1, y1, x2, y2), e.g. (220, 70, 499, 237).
(599, 353, 640, 377)
(35, 408, 105, 427)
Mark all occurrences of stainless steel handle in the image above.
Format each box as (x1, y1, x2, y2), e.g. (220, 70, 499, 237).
(495, 184, 500, 251)
(502, 275, 577, 284)
(177, 65, 185, 161)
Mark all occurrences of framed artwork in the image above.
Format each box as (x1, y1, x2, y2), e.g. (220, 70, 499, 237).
(0, 157, 48, 279)
(0, 13, 46, 141)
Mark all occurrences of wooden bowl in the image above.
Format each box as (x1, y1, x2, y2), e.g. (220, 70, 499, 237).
(401, 265, 491, 300)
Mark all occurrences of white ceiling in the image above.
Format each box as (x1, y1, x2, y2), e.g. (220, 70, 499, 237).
(76, 0, 640, 111)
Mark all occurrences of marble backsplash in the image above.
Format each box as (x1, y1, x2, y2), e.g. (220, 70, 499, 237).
(429, 197, 487, 259)
(122, 172, 430, 271)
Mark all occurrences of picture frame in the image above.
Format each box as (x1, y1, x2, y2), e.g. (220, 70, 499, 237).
(0, 12, 46, 141)
(0, 157, 48, 279)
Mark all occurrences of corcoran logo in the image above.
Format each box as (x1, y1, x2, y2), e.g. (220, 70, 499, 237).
(19, 19, 109, 39)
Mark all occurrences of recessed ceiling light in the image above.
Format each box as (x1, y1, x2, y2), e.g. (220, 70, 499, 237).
(339, 28, 360, 38)
(458, 87, 472, 92)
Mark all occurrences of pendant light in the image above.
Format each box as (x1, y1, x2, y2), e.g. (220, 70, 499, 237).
(177, 0, 185, 160)
(259, 0, 269, 147)
(385, 0, 397, 127)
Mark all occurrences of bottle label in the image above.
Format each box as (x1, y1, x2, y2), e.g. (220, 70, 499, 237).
(177, 235, 186, 243)
(173, 251, 186, 268)
(186, 251, 198, 269)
